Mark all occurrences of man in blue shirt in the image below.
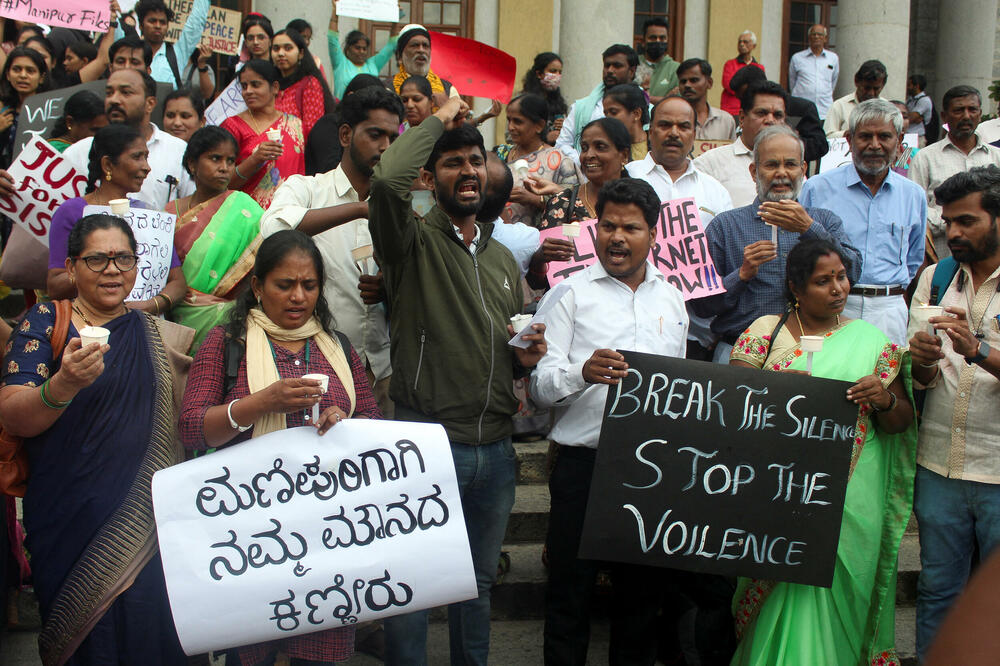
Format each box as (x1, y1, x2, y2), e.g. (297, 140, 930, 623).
(799, 98, 927, 345)
(693, 125, 861, 360)
(118, 0, 209, 89)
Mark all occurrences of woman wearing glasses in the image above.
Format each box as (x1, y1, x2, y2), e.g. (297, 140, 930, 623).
(0, 213, 191, 664)
(46, 125, 186, 312)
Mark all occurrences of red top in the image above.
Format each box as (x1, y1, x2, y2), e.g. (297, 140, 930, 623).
(721, 58, 766, 115)
(275, 76, 327, 140)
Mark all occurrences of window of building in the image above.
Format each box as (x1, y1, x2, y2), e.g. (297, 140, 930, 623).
(781, 0, 837, 87)
(633, 0, 684, 61)
(358, 0, 474, 77)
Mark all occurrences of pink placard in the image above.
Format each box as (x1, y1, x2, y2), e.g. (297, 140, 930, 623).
(428, 32, 516, 103)
(0, 1, 114, 32)
(538, 197, 724, 300)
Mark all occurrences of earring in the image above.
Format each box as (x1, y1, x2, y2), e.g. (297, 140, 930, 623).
(105, 170, 112, 182)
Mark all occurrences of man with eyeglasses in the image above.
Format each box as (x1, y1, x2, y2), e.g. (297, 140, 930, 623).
(788, 24, 839, 120)
(694, 80, 788, 207)
(691, 125, 861, 362)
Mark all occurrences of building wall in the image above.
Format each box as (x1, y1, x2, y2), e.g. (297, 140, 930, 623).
(706, 0, 763, 107)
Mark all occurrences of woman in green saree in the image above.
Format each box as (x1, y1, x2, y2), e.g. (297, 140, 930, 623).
(166, 126, 263, 351)
(729, 239, 917, 666)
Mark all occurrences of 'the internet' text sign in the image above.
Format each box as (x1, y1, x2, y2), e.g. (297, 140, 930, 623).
(580, 353, 857, 587)
(537, 198, 725, 300)
(152, 421, 477, 655)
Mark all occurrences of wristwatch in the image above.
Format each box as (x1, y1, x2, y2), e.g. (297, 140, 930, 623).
(965, 340, 991, 365)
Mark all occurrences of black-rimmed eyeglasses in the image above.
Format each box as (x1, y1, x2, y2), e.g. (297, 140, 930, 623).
(73, 253, 139, 272)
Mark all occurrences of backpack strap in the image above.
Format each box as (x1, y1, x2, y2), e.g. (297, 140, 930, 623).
(760, 309, 793, 368)
(164, 42, 183, 89)
(50, 299, 73, 359)
(222, 331, 245, 397)
(334, 330, 352, 359)
(929, 256, 960, 306)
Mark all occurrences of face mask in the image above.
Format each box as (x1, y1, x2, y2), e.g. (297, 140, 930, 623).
(645, 42, 668, 61)
(540, 72, 562, 91)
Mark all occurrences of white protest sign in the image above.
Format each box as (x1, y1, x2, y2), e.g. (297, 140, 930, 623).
(204, 76, 246, 126)
(152, 421, 477, 656)
(336, 0, 400, 22)
(820, 133, 919, 173)
(83, 204, 175, 302)
(0, 136, 88, 246)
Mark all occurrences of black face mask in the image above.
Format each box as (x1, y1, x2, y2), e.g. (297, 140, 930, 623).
(645, 42, 668, 60)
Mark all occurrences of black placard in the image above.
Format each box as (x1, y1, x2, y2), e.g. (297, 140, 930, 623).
(579, 351, 859, 587)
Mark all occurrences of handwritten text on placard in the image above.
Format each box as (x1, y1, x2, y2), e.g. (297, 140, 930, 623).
(83, 204, 175, 302)
(152, 421, 477, 655)
(579, 353, 857, 587)
(0, 0, 113, 32)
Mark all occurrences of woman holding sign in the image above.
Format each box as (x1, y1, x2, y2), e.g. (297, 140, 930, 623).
(222, 59, 305, 209)
(180, 230, 380, 664)
(728, 239, 917, 665)
(46, 125, 187, 314)
(166, 126, 264, 352)
(0, 213, 190, 664)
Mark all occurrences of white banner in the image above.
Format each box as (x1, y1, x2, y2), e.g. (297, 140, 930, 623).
(152, 421, 477, 656)
(204, 76, 246, 127)
(820, 132, 919, 173)
(83, 205, 175, 303)
(336, 0, 400, 22)
(0, 136, 88, 246)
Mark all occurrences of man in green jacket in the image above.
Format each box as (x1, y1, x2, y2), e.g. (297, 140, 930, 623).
(370, 96, 547, 664)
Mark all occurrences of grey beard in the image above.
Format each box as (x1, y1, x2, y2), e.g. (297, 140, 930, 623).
(853, 155, 891, 177)
(405, 59, 430, 76)
(756, 178, 802, 202)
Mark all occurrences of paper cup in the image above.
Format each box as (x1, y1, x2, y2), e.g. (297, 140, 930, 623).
(912, 305, 944, 334)
(302, 373, 329, 393)
(510, 314, 532, 333)
(108, 199, 130, 216)
(79, 326, 110, 347)
(351, 245, 374, 263)
(511, 159, 530, 180)
(562, 222, 581, 238)
(799, 335, 824, 353)
(265, 128, 281, 141)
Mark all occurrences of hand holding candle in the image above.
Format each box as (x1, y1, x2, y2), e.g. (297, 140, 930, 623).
(302, 373, 329, 423)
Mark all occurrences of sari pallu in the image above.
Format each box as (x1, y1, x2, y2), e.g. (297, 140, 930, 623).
(2, 306, 185, 665)
(221, 112, 305, 210)
(170, 190, 263, 352)
(729, 318, 917, 666)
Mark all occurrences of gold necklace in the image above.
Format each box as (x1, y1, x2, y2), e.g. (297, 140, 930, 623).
(794, 308, 841, 337)
(581, 182, 596, 217)
(73, 300, 126, 327)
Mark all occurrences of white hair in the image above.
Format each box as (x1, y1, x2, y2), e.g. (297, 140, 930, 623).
(753, 125, 805, 166)
(848, 98, 903, 135)
(740, 30, 757, 45)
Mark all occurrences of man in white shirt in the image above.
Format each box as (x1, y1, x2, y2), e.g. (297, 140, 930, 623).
(906, 74, 934, 144)
(261, 86, 404, 417)
(694, 80, 787, 207)
(555, 44, 638, 163)
(532, 177, 689, 665)
(627, 95, 733, 360)
(824, 59, 887, 137)
(480, 154, 540, 277)
(62, 68, 192, 209)
(788, 24, 838, 119)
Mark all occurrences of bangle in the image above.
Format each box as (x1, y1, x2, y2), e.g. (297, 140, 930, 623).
(227, 399, 252, 432)
(40, 379, 71, 409)
(157, 292, 173, 310)
(234, 163, 248, 179)
(198, 66, 209, 72)
(871, 391, 897, 413)
(152, 296, 161, 315)
(919, 362, 939, 368)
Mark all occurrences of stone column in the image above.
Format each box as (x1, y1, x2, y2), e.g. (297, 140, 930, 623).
(934, 0, 998, 108)
(834, 0, 910, 101)
(558, 1, 633, 103)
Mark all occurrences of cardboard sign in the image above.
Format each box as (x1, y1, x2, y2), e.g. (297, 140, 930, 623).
(0, 0, 113, 32)
(204, 76, 246, 126)
(83, 204, 175, 302)
(165, 0, 242, 55)
(820, 133, 918, 173)
(0, 136, 87, 244)
(537, 198, 724, 300)
(14, 80, 173, 157)
(580, 352, 857, 587)
(152, 421, 477, 655)
(428, 31, 516, 103)
(692, 139, 732, 158)
(336, 0, 399, 22)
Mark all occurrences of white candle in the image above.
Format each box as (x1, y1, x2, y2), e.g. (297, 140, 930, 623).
(807, 351, 813, 375)
(769, 223, 778, 244)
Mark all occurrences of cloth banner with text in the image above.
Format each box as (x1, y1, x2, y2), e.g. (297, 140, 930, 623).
(427, 31, 516, 103)
(336, 0, 399, 22)
(83, 204, 175, 303)
(166, 0, 242, 55)
(579, 352, 857, 587)
(153, 421, 477, 655)
(537, 198, 725, 300)
(0, 0, 113, 32)
(820, 133, 919, 174)
(692, 139, 732, 158)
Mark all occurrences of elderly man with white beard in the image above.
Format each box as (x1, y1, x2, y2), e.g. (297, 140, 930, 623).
(691, 125, 861, 362)
(800, 98, 927, 345)
(391, 23, 460, 102)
